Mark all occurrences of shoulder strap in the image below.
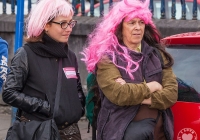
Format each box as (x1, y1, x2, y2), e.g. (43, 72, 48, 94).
(53, 59, 62, 118)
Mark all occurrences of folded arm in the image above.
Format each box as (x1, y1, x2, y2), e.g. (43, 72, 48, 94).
(115, 52, 178, 110)
(97, 58, 151, 106)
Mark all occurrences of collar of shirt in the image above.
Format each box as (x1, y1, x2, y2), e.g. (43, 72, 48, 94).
(136, 43, 141, 53)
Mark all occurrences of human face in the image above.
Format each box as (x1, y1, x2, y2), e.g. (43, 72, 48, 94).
(44, 14, 75, 43)
(122, 18, 145, 50)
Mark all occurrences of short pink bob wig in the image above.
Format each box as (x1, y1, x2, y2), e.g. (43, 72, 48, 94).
(25, 0, 74, 38)
(82, 0, 155, 79)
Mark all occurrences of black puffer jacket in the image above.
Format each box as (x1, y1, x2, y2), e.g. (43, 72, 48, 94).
(2, 34, 85, 125)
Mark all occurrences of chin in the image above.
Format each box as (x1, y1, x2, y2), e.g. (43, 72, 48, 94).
(60, 39, 68, 43)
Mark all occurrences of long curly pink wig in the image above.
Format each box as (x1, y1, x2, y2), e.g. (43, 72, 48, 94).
(25, 0, 74, 38)
(82, 0, 155, 79)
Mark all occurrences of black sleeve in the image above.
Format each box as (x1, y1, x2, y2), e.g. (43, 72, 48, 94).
(75, 57, 86, 117)
(2, 47, 50, 117)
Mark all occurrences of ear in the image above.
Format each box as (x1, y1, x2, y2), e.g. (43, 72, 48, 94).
(44, 23, 51, 32)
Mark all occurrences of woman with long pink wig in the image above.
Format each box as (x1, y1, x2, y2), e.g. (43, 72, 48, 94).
(82, 0, 178, 139)
(3, 0, 85, 139)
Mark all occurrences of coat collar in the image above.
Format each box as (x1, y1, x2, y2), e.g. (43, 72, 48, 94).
(26, 33, 69, 58)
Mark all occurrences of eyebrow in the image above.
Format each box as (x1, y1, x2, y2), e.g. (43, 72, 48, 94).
(60, 19, 73, 22)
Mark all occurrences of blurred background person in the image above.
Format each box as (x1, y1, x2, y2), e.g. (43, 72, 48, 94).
(0, 37, 8, 92)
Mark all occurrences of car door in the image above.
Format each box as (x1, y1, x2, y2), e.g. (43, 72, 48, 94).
(162, 32, 200, 140)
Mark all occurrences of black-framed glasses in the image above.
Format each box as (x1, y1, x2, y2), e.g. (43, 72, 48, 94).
(51, 20, 77, 29)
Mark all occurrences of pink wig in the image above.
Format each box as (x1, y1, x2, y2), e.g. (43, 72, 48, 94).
(82, 0, 155, 79)
(25, 0, 74, 38)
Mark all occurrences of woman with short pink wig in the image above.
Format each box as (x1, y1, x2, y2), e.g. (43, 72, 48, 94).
(25, 0, 74, 42)
(3, 0, 85, 139)
(82, 0, 178, 139)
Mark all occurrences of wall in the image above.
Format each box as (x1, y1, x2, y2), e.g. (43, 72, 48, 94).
(1, 15, 200, 91)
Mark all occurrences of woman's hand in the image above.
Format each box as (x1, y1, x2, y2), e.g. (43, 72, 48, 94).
(115, 78, 162, 106)
(141, 97, 152, 105)
(146, 81, 163, 93)
(115, 78, 126, 85)
(141, 81, 163, 105)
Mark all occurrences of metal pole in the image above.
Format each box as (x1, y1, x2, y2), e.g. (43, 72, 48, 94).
(14, 0, 24, 52)
(11, 0, 24, 125)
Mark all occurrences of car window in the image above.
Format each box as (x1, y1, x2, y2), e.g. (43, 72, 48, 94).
(166, 45, 200, 103)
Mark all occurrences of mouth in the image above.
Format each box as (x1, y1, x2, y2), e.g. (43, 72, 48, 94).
(63, 35, 70, 37)
(133, 33, 141, 35)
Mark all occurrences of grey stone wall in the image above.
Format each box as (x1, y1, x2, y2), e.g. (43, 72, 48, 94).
(1, 15, 200, 91)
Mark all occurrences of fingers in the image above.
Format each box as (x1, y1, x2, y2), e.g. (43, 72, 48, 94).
(141, 97, 152, 105)
(146, 81, 163, 93)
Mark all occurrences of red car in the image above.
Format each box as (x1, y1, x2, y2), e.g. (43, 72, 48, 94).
(162, 32, 200, 140)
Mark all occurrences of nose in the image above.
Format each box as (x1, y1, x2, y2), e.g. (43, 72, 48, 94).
(65, 25, 73, 32)
(135, 22, 141, 30)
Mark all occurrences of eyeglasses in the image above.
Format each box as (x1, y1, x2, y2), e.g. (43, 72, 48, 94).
(51, 20, 77, 29)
